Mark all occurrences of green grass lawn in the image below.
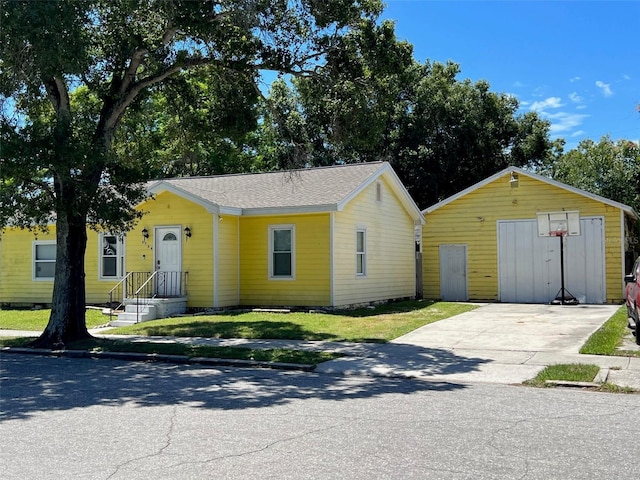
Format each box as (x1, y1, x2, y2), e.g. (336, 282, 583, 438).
(106, 300, 479, 342)
(0, 308, 108, 331)
(0, 336, 340, 366)
(524, 363, 601, 387)
(580, 305, 640, 357)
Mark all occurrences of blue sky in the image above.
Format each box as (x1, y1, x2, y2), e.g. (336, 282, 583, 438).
(381, 0, 639, 148)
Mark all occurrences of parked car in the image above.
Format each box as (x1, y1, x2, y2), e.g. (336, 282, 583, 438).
(624, 256, 640, 345)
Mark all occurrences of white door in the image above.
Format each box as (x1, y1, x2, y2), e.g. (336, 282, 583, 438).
(155, 226, 182, 296)
(498, 218, 605, 303)
(439, 244, 468, 301)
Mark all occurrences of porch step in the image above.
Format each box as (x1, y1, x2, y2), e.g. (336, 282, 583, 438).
(109, 304, 157, 327)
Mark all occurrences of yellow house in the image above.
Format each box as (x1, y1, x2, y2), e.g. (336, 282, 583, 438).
(422, 166, 639, 304)
(0, 162, 424, 319)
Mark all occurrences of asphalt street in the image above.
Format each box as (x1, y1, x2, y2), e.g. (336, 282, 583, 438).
(1, 354, 639, 480)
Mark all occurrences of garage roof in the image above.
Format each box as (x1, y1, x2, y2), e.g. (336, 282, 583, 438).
(423, 166, 639, 220)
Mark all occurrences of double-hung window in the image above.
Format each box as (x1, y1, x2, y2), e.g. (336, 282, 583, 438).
(33, 241, 56, 280)
(356, 228, 366, 276)
(100, 234, 125, 279)
(269, 225, 295, 279)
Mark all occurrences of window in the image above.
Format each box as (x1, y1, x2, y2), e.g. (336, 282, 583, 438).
(269, 225, 295, 279)
(100, 234, 125, 279)
(33, 241, 56, 280)
(356, 229, 366, 276)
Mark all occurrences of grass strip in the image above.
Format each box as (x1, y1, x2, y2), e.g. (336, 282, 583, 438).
(580, 306, 639, 357)
(524, 363, 637, 393)
(0, 308, 107, 330)
(0, 337, 340, 366)
(524, 363, 601, 387)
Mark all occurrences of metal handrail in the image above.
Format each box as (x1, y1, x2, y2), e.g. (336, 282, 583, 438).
(108, 271, 189, 323)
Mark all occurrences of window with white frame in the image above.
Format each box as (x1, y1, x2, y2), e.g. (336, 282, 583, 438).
(356, 228, 366, 276)
(269, 225, 295, 279)
(33, 241, 56, 280)
(100, 234, 125, 279)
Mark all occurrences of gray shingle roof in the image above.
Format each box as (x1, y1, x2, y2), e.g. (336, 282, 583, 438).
(150, 162, 388, 211)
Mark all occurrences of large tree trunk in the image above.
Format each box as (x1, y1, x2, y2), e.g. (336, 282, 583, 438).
(32, 210, 91, 348)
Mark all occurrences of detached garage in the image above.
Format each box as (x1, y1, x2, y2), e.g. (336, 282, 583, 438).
(422, 167, 639, 304)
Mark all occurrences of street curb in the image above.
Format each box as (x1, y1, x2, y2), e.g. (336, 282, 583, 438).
(0, 346, 316, 372)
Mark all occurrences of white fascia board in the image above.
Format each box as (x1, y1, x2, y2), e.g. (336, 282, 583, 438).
(337, 162, 425, 224)
(241, 204, 338, 216)
(423, 165, 640, 220)
(146, 182, 221, 214)
(422, 168, 509, 214)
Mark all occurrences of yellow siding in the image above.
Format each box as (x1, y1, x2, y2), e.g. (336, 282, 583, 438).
(216, 215, 240, 307)
(422, 172, 626, 303)
(239, 214, 331, 306)
(333, 177, 416, 306)
(129, 191, 214, 308)
(0, 227, 117, 305)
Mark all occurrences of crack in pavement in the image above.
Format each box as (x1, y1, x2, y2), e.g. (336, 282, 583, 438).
(105, 405, 179, 480)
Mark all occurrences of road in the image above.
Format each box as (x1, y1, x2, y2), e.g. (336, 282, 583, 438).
(1, 354, 639, 479)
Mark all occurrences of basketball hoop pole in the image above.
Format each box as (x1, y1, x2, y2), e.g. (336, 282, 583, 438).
(552, 232, 579, 305)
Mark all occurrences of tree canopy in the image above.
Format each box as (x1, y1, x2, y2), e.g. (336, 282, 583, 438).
(0, 0, 383, 346)
(254, 20, 553, 208)
(542, 136, 640, 213)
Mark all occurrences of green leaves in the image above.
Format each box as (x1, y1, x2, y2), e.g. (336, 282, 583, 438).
(547, 136, 640, 213)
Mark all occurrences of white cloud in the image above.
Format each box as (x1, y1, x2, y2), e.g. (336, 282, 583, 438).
(595, 80, 613, 97)
(530, 97, 563, 112)
(544, 112, 590, 134)
(623, 74, 631, 80)
(570, 130, 585, 137)
(569, 76, 581, 83)
(568, 92, 583, 104)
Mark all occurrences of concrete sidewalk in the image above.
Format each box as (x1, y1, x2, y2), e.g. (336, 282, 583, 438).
(2, 303, 640, 389)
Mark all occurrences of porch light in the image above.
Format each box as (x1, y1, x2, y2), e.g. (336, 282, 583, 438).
(184, 226, 192, 238)
(142, 228, 149, 239)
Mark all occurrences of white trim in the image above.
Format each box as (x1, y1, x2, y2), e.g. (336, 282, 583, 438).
(32, 240, 56, 281)
(213, 214, 219, 308)
(621, 209, 627, 295)
(237, 217, 241, 304)
(423, 166, 639, 220)
(330, 212, 335, 307)
(147, 182, 221, 214)
(242, 204, 338, 216)
(98, 233, 126, 281)
(356, 227, 367, 277)
(337, 163, 424, 223)
(268, 224, 296, 280)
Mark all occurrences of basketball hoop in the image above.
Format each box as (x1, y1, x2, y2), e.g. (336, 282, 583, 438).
(549, 230, 567, 237)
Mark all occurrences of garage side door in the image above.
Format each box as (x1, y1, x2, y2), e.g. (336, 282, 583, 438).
(439, 244, 468, 301)
(498, 218, 605, 304)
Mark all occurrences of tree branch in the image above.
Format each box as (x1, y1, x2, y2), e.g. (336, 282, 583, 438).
(45, 76, 70, 116)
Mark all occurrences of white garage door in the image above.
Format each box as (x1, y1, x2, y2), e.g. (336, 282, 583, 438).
(498, 217, 605, 304)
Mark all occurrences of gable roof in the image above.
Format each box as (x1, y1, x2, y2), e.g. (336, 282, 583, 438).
(147, 162, 424, 222)
(423, 166, 639, 220)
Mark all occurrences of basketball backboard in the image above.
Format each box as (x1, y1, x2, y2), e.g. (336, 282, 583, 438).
(537, 211, 580, 237)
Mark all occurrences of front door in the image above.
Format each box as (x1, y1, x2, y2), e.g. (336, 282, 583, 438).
(155, 226, 182, 296)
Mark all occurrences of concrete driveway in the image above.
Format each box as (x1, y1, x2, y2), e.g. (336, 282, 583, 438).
(392, 303, 619, 353)
(319, 302, 640, 387)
